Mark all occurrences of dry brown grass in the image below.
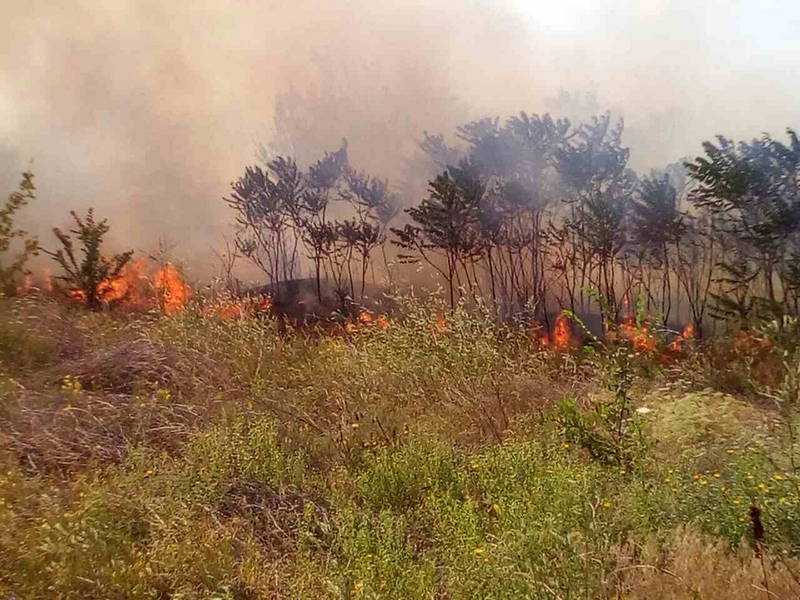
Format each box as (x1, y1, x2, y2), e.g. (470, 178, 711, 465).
(0, 386, 209, 475)
(52, 336, 220, 394)
(611, 527, 800, 600)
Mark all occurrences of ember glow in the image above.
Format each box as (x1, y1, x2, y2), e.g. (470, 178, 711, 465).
(40, 268, 52, 292)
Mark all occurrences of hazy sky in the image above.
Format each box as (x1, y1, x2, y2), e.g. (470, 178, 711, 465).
(1, 0, 798, 271)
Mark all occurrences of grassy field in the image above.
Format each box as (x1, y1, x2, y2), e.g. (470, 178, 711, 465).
(1, 293, 799, 599)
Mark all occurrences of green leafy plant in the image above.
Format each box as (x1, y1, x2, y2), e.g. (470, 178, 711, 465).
(0, 170, 38, 295)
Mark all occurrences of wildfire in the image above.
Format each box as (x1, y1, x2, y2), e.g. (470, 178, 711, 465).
(552, 314, 571, 349)
(40, 268, 52, 292)
(541, 314, 572, 350)
(202, 294, 271, 321)
(68, 259, 147, 306)
(341, 310, 390, 333)
(153, 263, 190, 315)
(618, 315, 657, 352)
(15, 274, 31, 296)
(429, 314, 448, 336)
(668, 323, 695, 351)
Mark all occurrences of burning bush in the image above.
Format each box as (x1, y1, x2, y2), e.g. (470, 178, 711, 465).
(46, 208, 135, 310)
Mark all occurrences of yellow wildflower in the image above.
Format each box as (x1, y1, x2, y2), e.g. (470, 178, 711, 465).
(474, 547, 484, 555)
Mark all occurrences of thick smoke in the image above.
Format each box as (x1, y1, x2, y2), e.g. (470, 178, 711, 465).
(1, 0, 798, 277)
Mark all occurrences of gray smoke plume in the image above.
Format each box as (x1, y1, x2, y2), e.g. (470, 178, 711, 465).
(1, 0, 798, 277)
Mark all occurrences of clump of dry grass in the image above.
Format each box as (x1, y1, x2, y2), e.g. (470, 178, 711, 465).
(611, 527, 800, 599)
(0, 387, 209, 475)
(52, 337, 220, 395)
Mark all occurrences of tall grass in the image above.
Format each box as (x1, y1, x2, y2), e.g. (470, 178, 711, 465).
(0, 295, 798, 598)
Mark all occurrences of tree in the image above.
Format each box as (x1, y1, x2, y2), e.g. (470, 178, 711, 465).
(686, 129, 800, 326)
(443, 112, 571, 318)
(0, 170, 38, 295)
(296, 142, 349, 303)
(555, 113, 636, 320)
(47, 209, 133, 310)
(225, 158, 304, 300)
(392, 161, 484, 309)
(630, 172, 686, 323)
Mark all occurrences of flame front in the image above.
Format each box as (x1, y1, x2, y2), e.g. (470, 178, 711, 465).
(203, 294, 271, 321)
(153, 263, 190, 315)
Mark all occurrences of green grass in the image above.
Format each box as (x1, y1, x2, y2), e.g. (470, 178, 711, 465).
(0, 295, 799, 598)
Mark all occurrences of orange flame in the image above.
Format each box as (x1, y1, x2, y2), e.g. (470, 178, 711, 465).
(552, 314, 571, 349)
(153, 263, 190, 315)
(618, 315, 657, 351)
(429, 314, 447, 335)
(668, 323, 695, 351)
(202, 294, 271, 321)
(40, 268, 52, 292)
(68, 259, 147, 306)
(541, 314, 572, 350)
(15, 274, 31, 296)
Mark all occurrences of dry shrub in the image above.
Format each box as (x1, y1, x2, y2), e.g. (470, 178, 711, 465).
(53, 337, 217, 394)
(217, 483, 332, 558)
(611, 527, 800, 599)
(648, 389, 773, 466)
(0, 388, 208, 475)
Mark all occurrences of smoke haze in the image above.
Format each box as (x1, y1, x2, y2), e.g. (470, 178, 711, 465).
(1, 0, 798, 274)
